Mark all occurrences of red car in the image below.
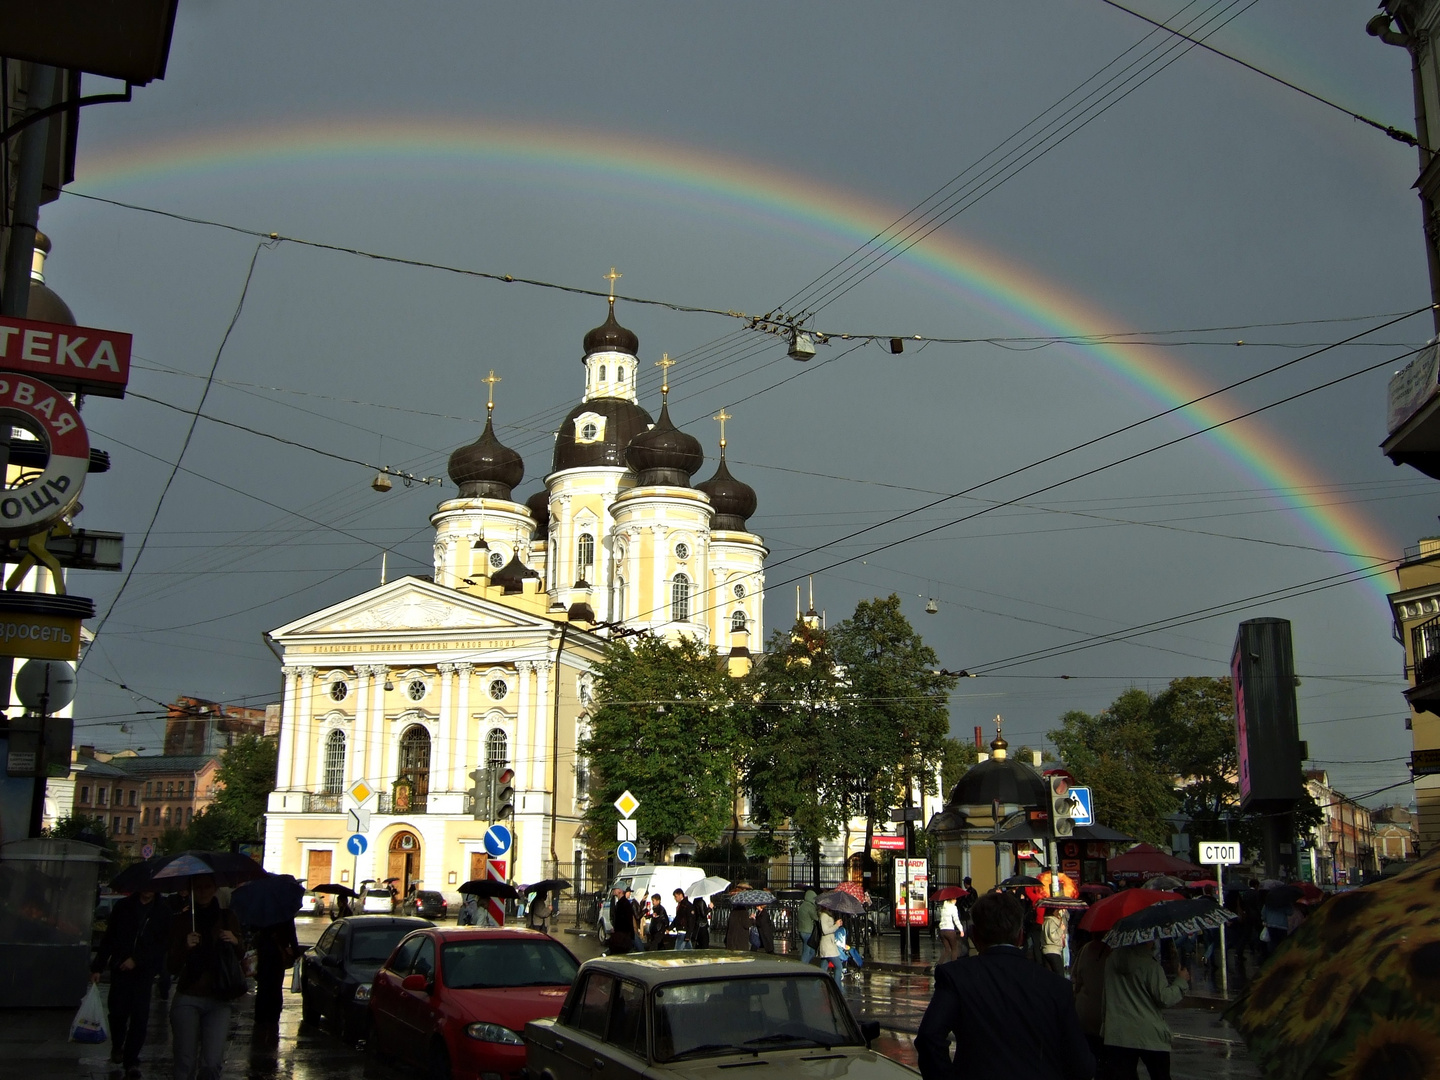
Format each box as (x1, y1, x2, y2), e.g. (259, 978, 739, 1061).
(369, 926, 580, 1080)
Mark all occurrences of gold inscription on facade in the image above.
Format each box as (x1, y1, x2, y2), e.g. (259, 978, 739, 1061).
(293, 639, 521, 655)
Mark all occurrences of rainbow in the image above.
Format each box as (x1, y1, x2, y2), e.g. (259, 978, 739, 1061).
(70, 117, 1406, 611)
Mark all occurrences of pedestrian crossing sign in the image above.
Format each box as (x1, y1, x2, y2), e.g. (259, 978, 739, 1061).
(1069, 786, 1093, 826)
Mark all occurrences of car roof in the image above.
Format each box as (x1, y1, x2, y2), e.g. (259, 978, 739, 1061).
(425, 926, 560, 942)
(337, 915, 434, 928)
(577, 953, 822, 986)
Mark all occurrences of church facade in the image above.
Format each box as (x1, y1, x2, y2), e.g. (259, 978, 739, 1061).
(262, 301, 766, 896)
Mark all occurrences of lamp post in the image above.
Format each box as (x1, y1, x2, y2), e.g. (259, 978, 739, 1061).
(1327, 840, 1339, 887)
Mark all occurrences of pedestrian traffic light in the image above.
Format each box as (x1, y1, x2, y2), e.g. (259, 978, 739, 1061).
(469, 767, 491, 821)
(492, 767, 515, 820)
(1050, 775, 1074, 838)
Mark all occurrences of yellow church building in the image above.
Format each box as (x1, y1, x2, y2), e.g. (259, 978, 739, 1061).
(262, 300, 766, 897)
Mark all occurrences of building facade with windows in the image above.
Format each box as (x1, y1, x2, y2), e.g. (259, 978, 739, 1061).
(70, 751, 144, 857)
(263, 302, 766, 897)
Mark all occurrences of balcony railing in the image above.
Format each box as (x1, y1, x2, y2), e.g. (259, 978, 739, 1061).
(302, 792, 343, 813)
(378, 792, 428, 814)
(1413, 614, 1440, 688)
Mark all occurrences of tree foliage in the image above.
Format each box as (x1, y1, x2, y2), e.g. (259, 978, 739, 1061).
(183, 735, 277, 851)
(941, 736, 979, 797)
(580, 635, 743, 860)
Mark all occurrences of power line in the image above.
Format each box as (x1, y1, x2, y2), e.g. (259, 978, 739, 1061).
(1095, 0, 1423, 149)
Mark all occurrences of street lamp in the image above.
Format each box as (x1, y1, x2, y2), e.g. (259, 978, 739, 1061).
(1327, 840, 1339, 887)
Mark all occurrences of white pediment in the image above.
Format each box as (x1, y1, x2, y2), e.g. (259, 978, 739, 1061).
(271, 576, 554, 639)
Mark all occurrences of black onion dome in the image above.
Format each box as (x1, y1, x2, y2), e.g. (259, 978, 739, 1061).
(525, 489, 550, 539)
(27, 232, 74, 325)
(583, 300, 639, 358)
(552, 397, 654, 473)
(697, 454, 758, 529)
(944, 751, 1048, 815)
(626, 401, 704, 487)
(447, 414, 524, 499)
(490, 551, 539, 595)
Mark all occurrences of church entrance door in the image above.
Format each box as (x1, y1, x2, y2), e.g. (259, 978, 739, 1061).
(387, 830, 421, 896)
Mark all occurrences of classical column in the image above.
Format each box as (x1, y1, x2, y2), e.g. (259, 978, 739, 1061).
(435, 663, 456, 793)
(277, 666, 300, 790)
(368, 666, 388, 796)
(515, 661, 534, 792)
(292, 667, 316, 792)
(453, 663, 473, 792)
(354, 667, 373, 783)
(531, 661, 553, 794)
(651, 524, 668, 625)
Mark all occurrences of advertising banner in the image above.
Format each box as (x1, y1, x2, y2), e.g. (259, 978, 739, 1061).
(893, 857, 929, 927)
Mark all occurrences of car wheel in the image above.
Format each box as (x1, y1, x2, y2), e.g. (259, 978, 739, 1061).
(428, 1040, 452, 1080)
(300, 989, 321, 1026)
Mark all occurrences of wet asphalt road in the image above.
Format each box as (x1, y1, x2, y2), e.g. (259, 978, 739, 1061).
(5, 919, 1258, 1080)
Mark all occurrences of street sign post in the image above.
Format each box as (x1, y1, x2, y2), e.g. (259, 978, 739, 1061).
(617, 841, 637, 865)
(348, 779, 376, 806)
(346, 808, 370, 834)
(617, 819, 637, 842)
(346, 834, 366, 856)
(1069, 786, 1093, 826)
(140, 844, 154, 859)
(486, 858, 508, 924)
(484, 824, 512, 858)
(1198, 842, 1242, 997)
(614, 790, 640, 818)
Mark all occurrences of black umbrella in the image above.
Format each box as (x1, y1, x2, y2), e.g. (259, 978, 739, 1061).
(111, 857, 166, 894)
(1265, 884, 1305, 908)
(524, 878, 571, 899)
(229, 873, 306, 927)
(815, 890, 865, 916)
(458, 879, 519, 899)
(1000, 874, 1043, 888)
(147, 851, 266, 889)
(1103, 897, 1235, 948)
(310, 883, 358, 898)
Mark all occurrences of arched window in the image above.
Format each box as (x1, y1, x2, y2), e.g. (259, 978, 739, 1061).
(671, 573, 691, 622)
(323, 729, 346, 794)
(577, 533, 594, 581)
(598, 364, 606, 381)
(731, 610, 747, 633)
(486, 728, 509, 768)
(398, 725, 432, 800)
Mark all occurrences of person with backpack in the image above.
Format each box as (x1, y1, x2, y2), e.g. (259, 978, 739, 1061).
(91, 887, 171, 1077)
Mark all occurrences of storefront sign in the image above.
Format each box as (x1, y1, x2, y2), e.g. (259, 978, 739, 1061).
(0, 594, 93, 661)
(0, 376, 89, 538)
(0, 315, 131, 398)
(871, 834, 906, 850)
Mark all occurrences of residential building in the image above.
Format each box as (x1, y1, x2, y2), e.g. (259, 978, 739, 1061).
(164, 696, 270, 756)
(69, 748, 144, 856)
(1304, 770, 1379, 885)
(1373, 804, 1421, 863)
(264, 301, 767, 897)
(121, 755, 221, 854)
(1386, 540, 1440, 851)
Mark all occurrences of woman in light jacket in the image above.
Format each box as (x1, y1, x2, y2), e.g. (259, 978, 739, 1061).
(1101, 942, 1189, 1080)
(817, 910, 842, 987)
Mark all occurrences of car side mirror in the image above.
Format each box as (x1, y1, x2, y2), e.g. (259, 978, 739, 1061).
(401, 973, 429, 993)
(859, 1019, 881, 1047)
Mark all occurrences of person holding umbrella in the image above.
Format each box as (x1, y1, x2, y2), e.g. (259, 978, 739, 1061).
(90, 882, 171, 1078)
(165, 875, 245, 1080)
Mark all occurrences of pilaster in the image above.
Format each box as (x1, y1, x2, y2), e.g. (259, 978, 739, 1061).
(454, 663, 473, 791)
(278, 666, 300, 790)
(367, 666, 388, 791)
(293, 667, 316, 791)
(436, 662, 456, 793)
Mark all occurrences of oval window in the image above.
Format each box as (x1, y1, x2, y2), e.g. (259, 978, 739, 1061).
(407, 679, 427, 701)
(489, 679, 508, 701)
(329, 681, 348, 702)
(675, 542, 690, 560)
(581, 422, 599, 440)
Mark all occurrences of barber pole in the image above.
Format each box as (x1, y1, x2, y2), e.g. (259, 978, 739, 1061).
(487, 858, 507, 925)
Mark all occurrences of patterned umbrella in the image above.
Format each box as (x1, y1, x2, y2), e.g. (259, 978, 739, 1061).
(833, 880, 868, 902)
(728, 889, 775, 906)
(1103, 897, 1235, 947)
(1230, 847, 1440, 1080)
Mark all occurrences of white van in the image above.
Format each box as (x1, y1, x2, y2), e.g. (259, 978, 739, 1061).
(597, 864, 706, 936)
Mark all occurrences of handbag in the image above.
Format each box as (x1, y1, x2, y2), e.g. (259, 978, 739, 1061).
(806, 921, 821, 950)
(214, 944, 248, 999)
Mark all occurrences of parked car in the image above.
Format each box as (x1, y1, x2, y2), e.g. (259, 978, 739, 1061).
(368, 927, 579, 1080)
(526, 955, 893, 1080)
(596, 865, 705, 936)
(361, 885, 396, 914)
(402, 889, 449, 920)
(300, 915, 434, 1042)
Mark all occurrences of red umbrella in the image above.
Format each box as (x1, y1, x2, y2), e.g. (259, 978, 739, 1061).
(932, 886, 967, 902)
(1079, 884, 1113, 897)
(834, 881, 867, 902)
(1077, 888, 1183, 933)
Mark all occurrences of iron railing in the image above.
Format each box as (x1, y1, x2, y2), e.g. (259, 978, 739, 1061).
(302, 792, 343, 813)
(1413, 613, 1440, 688)
(378, 792, 428, 814)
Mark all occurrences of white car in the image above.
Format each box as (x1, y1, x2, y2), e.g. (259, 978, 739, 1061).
(597, 865, 706, 936)
(360, 885, 395, 914)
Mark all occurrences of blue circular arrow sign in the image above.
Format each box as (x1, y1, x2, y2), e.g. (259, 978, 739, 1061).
(484, 825, 512, 857)
(346, 834, 367, 856)
(617, 841, 637, 865)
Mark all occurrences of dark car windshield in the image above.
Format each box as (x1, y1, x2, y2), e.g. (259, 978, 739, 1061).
(349, 926, 419, 965)
(652, 976, 859, 1062)
(441, 939, 578, 990)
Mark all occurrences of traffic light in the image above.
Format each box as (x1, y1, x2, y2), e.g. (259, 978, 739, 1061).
(492, 767, 515, 820)
(469, 767, 491, 821)
(1049, 775, 1074, 838)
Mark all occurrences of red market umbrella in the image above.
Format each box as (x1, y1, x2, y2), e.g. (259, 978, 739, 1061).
(1077, 887, 1183, 934)
(1106, 842, 1205, 881)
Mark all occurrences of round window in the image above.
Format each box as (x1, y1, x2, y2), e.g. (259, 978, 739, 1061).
(489, 679, 508, 701)
(733, 583, 746, 599)
(581, 422, 598, 440)
(407, 679, 427, 701)
(675, 542, 690, 560)
(490, 551, 505, 569)
(329, 681, 348, 702)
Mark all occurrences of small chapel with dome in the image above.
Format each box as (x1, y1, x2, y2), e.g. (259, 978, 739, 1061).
(261, 300, 767, 897)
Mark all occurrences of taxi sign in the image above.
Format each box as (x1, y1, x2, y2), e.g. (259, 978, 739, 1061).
(614, 790, 640, 818)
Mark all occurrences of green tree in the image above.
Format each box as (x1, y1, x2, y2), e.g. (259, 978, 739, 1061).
(743, 620, 852, 882)
(1153, 676, 1238, 840)
(1049, 687, 1178, 844)
(941, 736, 979, 796)
(183, 735, 277, 850)
(832, 595, 956, 826)
(580, 635, 743, 861)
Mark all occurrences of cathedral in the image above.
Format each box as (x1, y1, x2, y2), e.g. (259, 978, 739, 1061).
(262, 300, 766, 895)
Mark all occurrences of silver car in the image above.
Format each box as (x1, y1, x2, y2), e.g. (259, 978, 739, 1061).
(526, 954, 912, 1080)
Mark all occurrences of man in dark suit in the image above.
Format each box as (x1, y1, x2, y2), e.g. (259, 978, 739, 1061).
(917, 891, 1094, 1080)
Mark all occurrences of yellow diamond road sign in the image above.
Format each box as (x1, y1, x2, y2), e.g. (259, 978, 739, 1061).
(349, 779, 376, 806)
(614, 790, 640, 818)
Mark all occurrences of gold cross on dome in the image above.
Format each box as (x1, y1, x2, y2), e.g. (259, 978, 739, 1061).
(994, 714, 1004, 738)
(482, 370, 502, 413)
(604, 266, 622, 300)
(656, 352, 675, 396)
(713, 408, 732, 449)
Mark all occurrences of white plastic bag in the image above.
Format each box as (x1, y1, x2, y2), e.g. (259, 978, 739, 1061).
(70, 983, 108, 1044)
(290, 958, 303, 993)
